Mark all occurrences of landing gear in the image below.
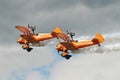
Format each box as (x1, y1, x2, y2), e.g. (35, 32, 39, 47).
(26, 47, 33, 52)
(64, 55, 72, 59)
(22, 44, 33, 52)
(98, 44, 101, 46)
(61, 51, 72, 60)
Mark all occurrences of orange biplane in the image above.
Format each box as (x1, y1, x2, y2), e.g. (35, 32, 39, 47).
(55, 27, 104, 59)
(15, 25, 58, 52)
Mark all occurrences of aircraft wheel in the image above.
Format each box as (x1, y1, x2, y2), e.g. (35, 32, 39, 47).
(64, 55, 72, 60)
(27, 47, 33, 52)
(98, 44, 101, 46)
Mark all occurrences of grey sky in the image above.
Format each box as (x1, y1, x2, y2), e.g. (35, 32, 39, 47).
(0, 0, 120, 44)
(1, 0, 120, 80)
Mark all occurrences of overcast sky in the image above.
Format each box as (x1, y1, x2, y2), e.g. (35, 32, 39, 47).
(1, 0, 120, 45)
(1, 0, 120, 80)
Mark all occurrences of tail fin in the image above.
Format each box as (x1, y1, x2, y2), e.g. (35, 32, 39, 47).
(94, 33, 104, 43)
(53, 26, 62, 33)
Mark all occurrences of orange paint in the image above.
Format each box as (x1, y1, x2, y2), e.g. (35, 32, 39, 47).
(16, 25, 58, 49)
(17, 37, 28, 44)
(31, 33, 55, 42)
(15, 25, 104, 59)
(56, 33, 104, 53)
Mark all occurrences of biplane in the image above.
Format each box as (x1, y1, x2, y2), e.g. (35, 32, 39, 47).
(15, 25, 58, 52)
(15, 25, 104, 60)
(54, 27, 104, 59)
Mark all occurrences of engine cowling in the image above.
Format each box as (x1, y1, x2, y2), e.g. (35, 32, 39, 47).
(22, 44, 29, 49)
(56, 43, 72, 59)
(17, 37, 28, 44)
(56, 43, 67, 52)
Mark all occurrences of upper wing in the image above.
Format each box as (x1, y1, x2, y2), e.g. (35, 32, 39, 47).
(15, 26, 31, 35)
(57, 33, 70, 42)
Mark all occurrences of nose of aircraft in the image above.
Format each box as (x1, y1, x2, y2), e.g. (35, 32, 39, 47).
(17, 37, 28, 44)
(56, 44, 63, 51)
(17, 37, 22, 43)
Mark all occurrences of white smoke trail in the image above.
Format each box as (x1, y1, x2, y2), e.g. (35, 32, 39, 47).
(1, 32, 120, 80)
(76, 32, 120, 53)
(49, 33, 120, 80)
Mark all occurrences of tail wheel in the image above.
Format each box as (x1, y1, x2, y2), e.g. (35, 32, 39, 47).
(98, 44, 101, 46)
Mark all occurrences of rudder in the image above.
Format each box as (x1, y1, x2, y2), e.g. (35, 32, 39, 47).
(53, 26, 62, 33)
(95, 33, 104, 43)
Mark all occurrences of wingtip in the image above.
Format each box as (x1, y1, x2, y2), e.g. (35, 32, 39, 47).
(15, 25, 23, 29)
(15, 25, 30, 34)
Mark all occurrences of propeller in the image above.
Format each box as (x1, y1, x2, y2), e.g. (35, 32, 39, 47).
(66, 30, 75, 40)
